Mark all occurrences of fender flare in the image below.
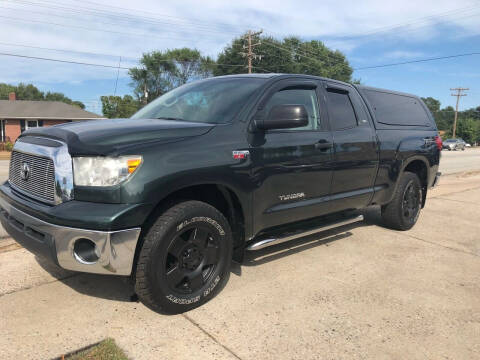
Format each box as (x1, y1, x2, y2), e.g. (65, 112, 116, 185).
(388, 155, 430, 207)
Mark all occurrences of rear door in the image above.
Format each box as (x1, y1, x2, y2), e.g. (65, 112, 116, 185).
(249, 78, 334, 233)
(323, 81, 379, 212)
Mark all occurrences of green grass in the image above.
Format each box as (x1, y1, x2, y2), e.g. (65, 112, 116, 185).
(63, 338, 128, 360)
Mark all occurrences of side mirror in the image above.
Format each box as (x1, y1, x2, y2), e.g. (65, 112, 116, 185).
(255, 105, 309, 130)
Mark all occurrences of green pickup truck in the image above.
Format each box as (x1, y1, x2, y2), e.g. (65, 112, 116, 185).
(0, 74, 441, 313)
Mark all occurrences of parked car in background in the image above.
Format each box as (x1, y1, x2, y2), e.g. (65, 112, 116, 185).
(442, 138, 466, 151)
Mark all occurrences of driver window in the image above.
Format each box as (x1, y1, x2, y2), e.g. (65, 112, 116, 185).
(264, 88, 319, 131)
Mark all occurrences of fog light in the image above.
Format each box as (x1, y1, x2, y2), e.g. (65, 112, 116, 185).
(73, 238, 99, 264)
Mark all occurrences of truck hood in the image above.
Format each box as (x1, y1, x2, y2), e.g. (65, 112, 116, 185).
(19, 118, 215, 156)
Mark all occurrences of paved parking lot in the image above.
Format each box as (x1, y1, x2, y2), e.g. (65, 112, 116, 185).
(0, 153, 480, 359)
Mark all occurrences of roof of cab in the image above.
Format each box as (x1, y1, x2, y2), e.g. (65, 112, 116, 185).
(212, 73, 350, 84)
(210, 74, 421, 99)
(355, 84, 420, 99)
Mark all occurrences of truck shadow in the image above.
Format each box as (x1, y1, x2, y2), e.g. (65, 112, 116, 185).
(36, 257, 136, 302)
(241, 220, 369, 269)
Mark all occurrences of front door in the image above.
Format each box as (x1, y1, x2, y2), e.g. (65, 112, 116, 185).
(249, 79, 334, 234)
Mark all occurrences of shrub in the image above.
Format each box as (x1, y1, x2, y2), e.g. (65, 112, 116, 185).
(5, 142, 13, 152)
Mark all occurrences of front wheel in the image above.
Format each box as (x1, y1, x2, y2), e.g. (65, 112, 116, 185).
(381, 172, 423, 231)
(135, 201, 232, 314)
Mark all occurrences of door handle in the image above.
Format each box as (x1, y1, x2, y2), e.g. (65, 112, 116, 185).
(315, 140, 333, 150)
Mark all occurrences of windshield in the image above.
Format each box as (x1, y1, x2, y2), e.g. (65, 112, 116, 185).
(131, 77, 266, 124)
(445, 139, 457, 143)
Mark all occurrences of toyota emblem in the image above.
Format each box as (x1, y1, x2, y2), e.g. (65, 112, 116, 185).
(20, 162, 30, 181)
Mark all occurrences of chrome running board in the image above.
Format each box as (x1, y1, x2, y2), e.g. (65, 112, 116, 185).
(246, 214, 364, 251)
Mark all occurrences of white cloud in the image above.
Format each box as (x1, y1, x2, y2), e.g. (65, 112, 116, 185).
(0, 0, 478, 86)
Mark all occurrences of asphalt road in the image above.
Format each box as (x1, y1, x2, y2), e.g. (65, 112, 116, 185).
(0, 148, 479, 182)
(438, 147, 480, 175)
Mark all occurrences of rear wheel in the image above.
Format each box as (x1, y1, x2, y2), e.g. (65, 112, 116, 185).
(135, 201, 232, 314)
(381, 171, 422, 231)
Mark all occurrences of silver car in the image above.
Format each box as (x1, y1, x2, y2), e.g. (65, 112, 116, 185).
(442, 138, 466, 151)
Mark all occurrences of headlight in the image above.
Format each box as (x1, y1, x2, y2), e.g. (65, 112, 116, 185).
(73, 156, 142, 187)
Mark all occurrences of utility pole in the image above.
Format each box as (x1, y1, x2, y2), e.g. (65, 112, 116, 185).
(241, 30, 263, 73)
(450, 87, 469, 138)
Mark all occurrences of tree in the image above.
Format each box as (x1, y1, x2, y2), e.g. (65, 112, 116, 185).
(435, 106, 455, 134)
(421, 97, 441, 114)
(214, 34, 353, 82)
(45, 92, 85, 109)
(456, 117, 477, 144)
(129, 48, 214, 103)
(0, 83, 85, 108)
(101, 95, 140, 118)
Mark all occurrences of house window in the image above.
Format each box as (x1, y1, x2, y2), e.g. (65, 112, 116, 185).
(26, 120, 38, 130)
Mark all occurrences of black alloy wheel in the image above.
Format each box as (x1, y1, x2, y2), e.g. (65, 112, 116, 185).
(402, 181, 420, 223)
(381, 171, 423, 231)
(164, 225, 220, 294)
(135, 200, 232, 314)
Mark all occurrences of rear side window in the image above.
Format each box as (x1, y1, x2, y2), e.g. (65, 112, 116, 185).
(363, 90, 430, 126)
(326, 89, 357, 130)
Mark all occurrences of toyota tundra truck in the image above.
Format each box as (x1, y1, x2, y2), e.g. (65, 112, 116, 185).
(0, 74, 441, 313)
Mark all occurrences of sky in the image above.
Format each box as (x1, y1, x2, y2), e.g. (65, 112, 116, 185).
(0, 0, 479, 114)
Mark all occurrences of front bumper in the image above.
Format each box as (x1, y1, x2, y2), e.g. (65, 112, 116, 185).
(0, 196, 141, 275)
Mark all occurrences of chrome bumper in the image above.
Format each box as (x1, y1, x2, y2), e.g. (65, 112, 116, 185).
(0, 197, 141, 275)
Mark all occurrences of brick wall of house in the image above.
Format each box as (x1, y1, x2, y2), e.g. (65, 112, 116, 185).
(5, 119, 21, 143)
(3, 119, 73, 142)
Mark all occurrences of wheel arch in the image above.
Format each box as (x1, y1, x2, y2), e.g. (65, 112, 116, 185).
(398, 156, 430, 207)
(132, 182, 248, 272)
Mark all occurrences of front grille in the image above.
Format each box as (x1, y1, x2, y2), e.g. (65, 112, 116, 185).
(9, 151, 55, 203)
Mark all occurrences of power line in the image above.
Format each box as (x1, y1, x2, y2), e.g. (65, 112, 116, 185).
(0, 51, 131, 69)
(73, 0, 251, 30)
(353, 52, 480, 70)
(0, 51, 255, 69)
(15, 0, 479, 41)
(4, 0, 480, 71)
(3, 1, 479, 72)
(3, 0, 243, 36)
(0, 41, 138, 61)
(0, 14, 222, 43)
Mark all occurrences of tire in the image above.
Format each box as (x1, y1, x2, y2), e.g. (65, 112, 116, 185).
(135, 200, 232, 314)
(381, 171, 423, 231)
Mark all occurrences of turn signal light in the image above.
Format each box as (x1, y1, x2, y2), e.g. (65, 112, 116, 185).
(128, 158, 142, 174)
